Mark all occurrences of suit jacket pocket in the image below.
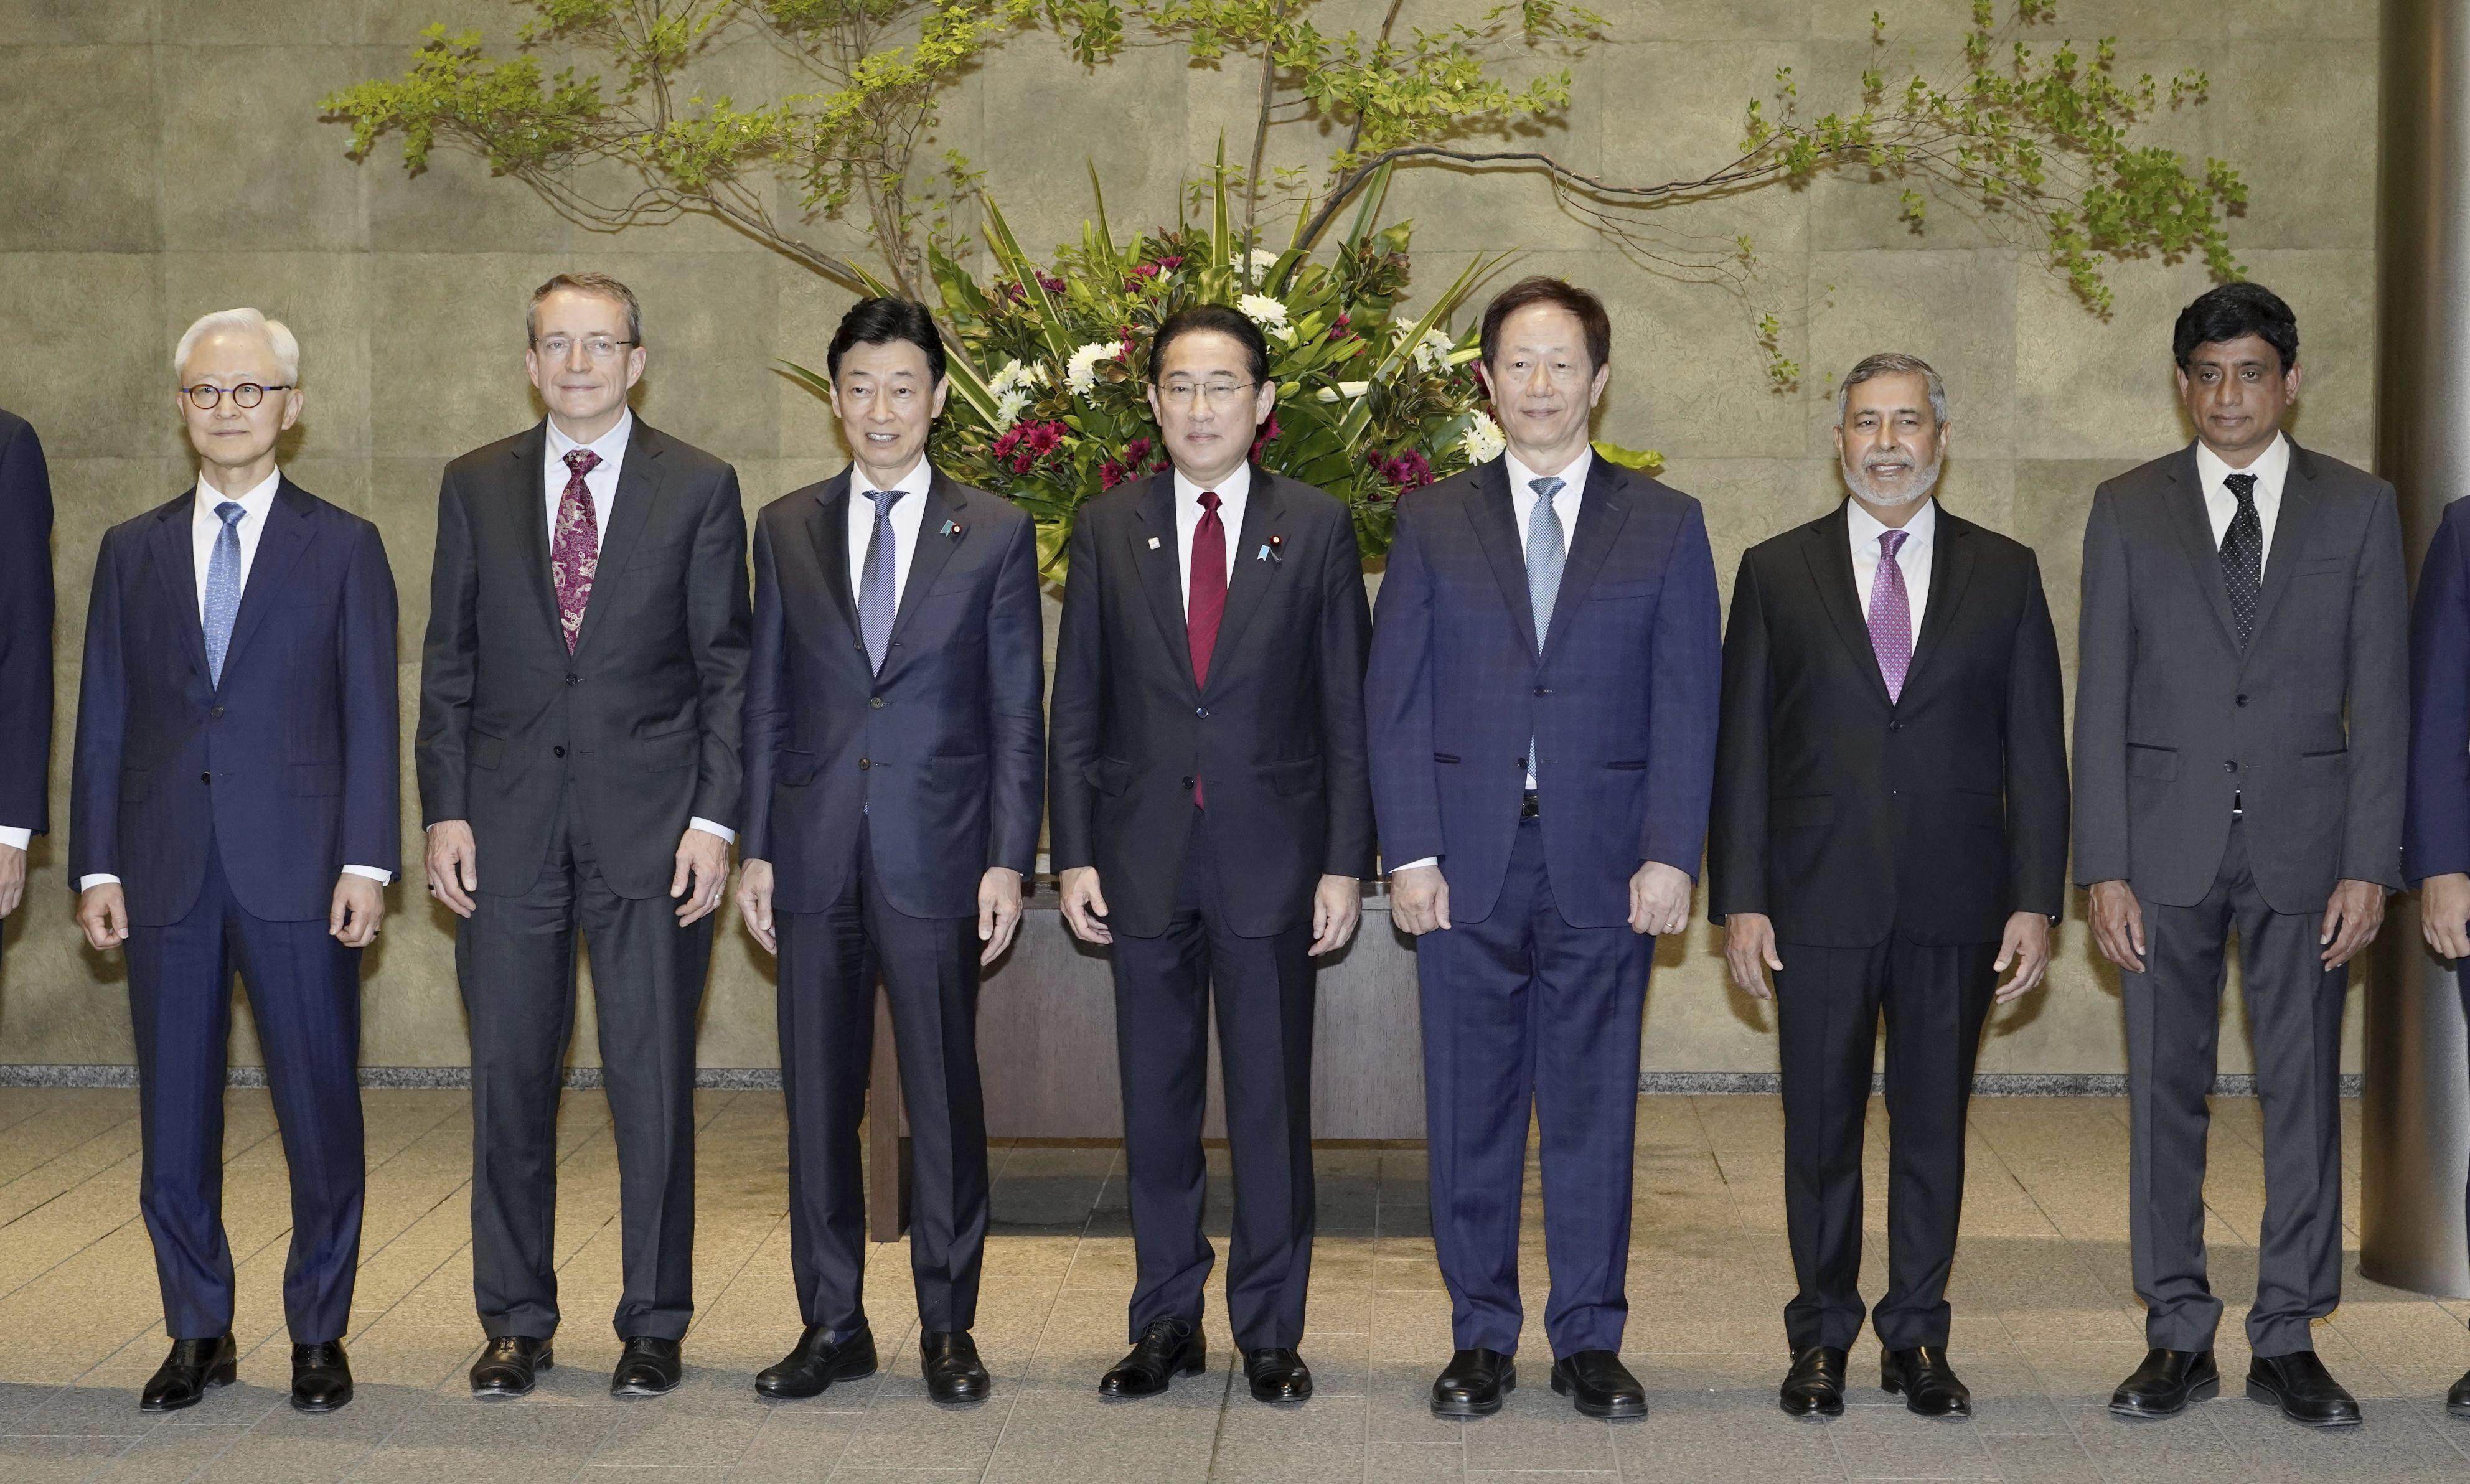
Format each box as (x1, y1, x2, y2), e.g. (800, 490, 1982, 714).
(624, 537, 694, 572)
(289, 763, 343, 797)
(1433, 752, 1462, 764)
(2127, 743, 2179, 781)
(2298, 749, 2347, 787)
(776, 749, 819, 788)
(636, 730, 700, 771)
(2293, 555, 2347, 577)
(1605, 759, 1650, 771)
(1264, 756, 1322, 797)
(1087, 756, 1134, 796)
(470, 732, 507, 771)
(1773, 794, 1834, 829)
(928, 753, 990, 788)
(1590, 579, 1660, 602)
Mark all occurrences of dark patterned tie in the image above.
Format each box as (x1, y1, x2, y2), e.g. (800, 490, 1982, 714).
(2220, 471, 2262, 647)
(1188, 491, 1226, 807)
(552, 448, 601, 653)
(858, 486, 902, 673)
(1868, 528, 1913, 702)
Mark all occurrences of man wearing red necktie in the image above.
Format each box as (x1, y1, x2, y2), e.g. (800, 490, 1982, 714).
(1048, 304, 1374, 1406)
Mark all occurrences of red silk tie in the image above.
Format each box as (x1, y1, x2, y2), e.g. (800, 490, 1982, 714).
(552, 448, 601, 653)
(1188, 491, 1226, 806)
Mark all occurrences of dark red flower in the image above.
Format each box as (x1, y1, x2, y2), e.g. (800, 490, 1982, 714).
(1100, 459, 1129, 489)
(1328, 312, 1354, 342)
(1036, 272, 1066, 294)
(1250, 414, 1282, 462)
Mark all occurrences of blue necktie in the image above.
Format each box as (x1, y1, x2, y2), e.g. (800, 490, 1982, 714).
(1524, 476, 1566, 780)
(858, 487, 902, 673)
(204, 500, 245, 686)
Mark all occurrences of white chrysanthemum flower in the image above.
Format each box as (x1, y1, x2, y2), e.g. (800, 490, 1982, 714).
(1230, 248, 1281, 275)
(993, 387, 1030, 427)
(988, 359, 1046, 396)
(1462, 412, 1506, 465)
(1237, 294, 1289, 329)
(1412, 327, 1458, 374)
(1064, 340, 1117, 397)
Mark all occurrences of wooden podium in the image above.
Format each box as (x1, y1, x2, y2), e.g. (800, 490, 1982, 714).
(865, 883, 1421, 1240)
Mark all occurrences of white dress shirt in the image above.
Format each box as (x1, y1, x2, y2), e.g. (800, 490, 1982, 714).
(2195, 431, 2291, 581)
(847, 456, 936, 611)
(536, 411, 733, 846)
(1392, 449, 1594, 873)
(1172, 462, 1251, 612)
(80, 467, 392, 890)
(1847, 495, 1938, 639)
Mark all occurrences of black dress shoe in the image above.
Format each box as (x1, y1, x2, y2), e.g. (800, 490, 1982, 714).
(611, 1336, 683, 1397)
(2107, 1348, 2217, 1419)
(1432, 1348, 1516, 1418)
(1779, 1346, 1847, 1419)
(1550, 1350, 1646, 1420)
(290, 1341, 354, 1414)
(2448, 1368, 2470, 1419)
(756, 1325, 876, 1400)
(139, 1335, 237, 1413)
(921, 1331, 990, 1405)
(469, 1336, 553, 1399)
(1097, 1318, 1204, 1399)
(1244, 1348, 1313, 1404)
(1881, 1347, 1971, 1418)
(2246, 1350, 2362, 1428)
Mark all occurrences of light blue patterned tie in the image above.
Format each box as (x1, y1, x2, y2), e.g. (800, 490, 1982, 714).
(204, 500, 245, 686)
(1524, 476, 1566, 779)
(858, 487, 902, 673)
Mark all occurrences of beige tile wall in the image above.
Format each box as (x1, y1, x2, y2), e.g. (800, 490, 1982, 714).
(0, 0, 2384, 1073)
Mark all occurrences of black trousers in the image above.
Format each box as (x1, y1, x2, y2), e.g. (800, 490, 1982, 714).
(460, 786, 713, 1343)
(127, 839, 365, 1344)
(1774, 931, 1996, 1352)
(2125, 820, 2346, 1357)
(776, 824, 988, 1337)
(1109, 807, 1317, 1351)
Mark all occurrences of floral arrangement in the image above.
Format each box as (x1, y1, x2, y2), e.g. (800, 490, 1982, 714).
(790, 167, 1661, 573)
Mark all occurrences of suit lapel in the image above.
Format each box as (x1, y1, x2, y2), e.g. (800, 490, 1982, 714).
(510, 422, 565, 650)
(1899, 509, 1975, 700)
(1539, 458, 1630, 662)
(1467, 458, 1541, 659)
(2243, 440, 2320, 652)
(880, 471, 969, 672)
(1805, 504, 1894, 710)
(1132, 472, 1200, 694)
(145, 495, 210, 684)
(570, 418, 664, 660)
(806, 470, 860, 647)
(2162, 443, 2245, 652)
(1202, 467, 1284, 695)
(217, 479, 319, 686)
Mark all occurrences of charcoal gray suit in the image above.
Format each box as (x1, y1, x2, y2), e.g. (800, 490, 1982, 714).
(2072, 437, 2405, 1357)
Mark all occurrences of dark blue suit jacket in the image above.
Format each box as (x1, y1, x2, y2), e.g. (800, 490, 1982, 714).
(740, 467, 1046, 919)
(0, 409, 51, 837)
(70, 479, 400, 926)
(1366, 455, 1722, 926)
(2408, 497, 2470, 884)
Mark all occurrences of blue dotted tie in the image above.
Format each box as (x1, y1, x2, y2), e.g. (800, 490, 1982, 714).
(1525, 476, 1566, 779)
(204, 500, 245, 686)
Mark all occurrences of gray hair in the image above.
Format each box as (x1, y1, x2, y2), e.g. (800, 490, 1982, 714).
(174, 308, 300, 383)
(1834, 352, 1947, 426)
(528, 271, 643, 346)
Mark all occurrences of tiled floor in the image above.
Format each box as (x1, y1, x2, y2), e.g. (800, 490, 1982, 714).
(0, 1087, 2466, 1482)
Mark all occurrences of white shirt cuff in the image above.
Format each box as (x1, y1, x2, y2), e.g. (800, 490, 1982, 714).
(688, 817, 736, 845)
(80, 874, 121, 892)
(343, 865, 393, 885)
(1390, 857, 1440, 874)
(0, 827, 29, 852)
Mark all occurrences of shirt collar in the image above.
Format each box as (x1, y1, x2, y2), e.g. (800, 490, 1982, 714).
(1173, 460, 1251, 509)
(194, 466, 283, 520)
(1505, 446, 1592, 501)
(1846, 495, 1937, 553)
(2194, 430, 2290, 495)
(852, 456, 933, 502)
(547, 408, 634, 468)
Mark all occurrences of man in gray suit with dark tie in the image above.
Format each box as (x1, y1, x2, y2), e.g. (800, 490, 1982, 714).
(2075, 283, 2405, 1429)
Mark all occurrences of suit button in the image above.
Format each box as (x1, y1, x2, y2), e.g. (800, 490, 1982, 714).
(565, 674, 580, 687)
(553, 745, 566, 758)
(2225, 760, 2238, 773)
(1182, 776, 1195, 790)
(209, 705, 225, 720)
(1196, 706, 1209, 718)
(199, 771, 211, 785)
(1889, 721, 1904, 731)
(870, 696, 886, 709)
(1534, 687, 1549, 698)
(859, 758, 871, 770)
(2236, 694, 2250, 707)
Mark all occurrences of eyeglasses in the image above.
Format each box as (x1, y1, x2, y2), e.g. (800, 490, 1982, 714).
(1158, 380, 1258, 408)
(180, 383, 292, 410)
(532, 335, 639, 360)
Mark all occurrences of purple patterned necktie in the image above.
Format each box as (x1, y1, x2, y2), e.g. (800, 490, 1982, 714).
(1869, 527, 1912, 702)
(552, 448, 601, 653)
